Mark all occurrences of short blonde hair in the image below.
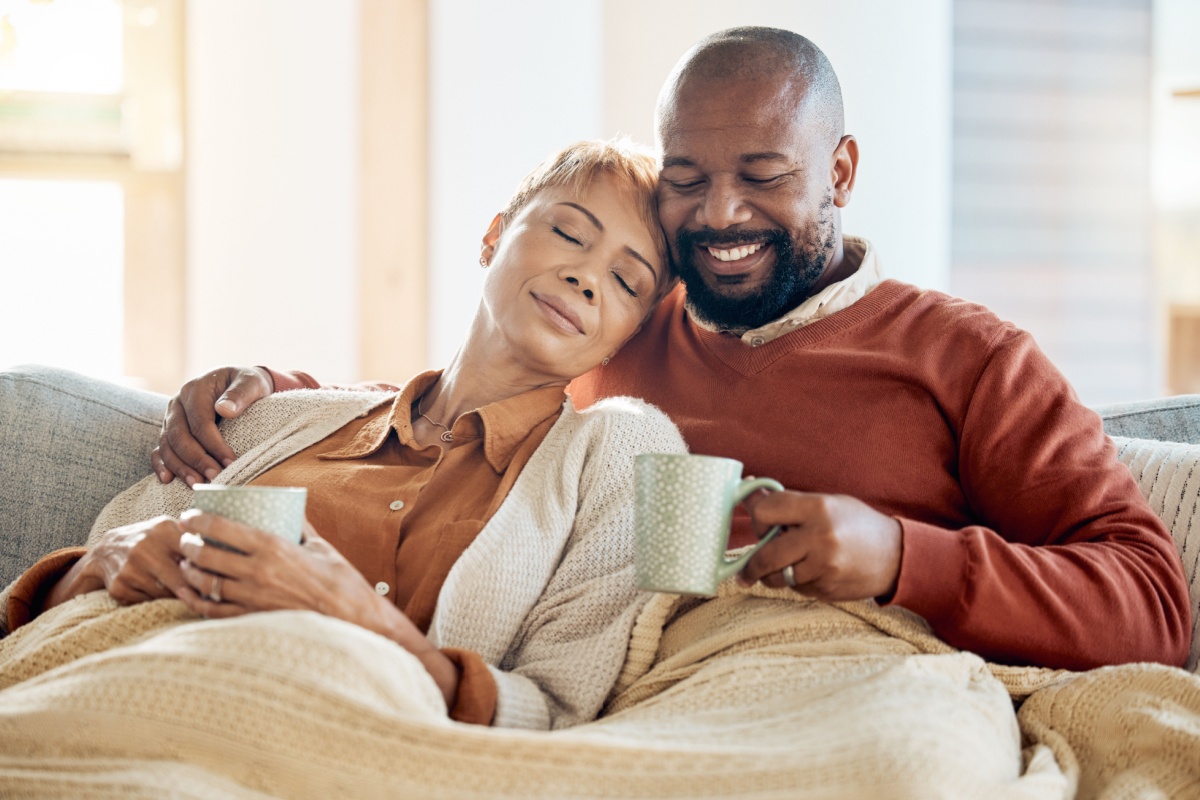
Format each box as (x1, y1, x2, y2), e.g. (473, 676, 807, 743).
(500, 137, 673, 284)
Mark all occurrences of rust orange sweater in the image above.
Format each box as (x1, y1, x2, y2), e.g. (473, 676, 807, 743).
(570, 280, 1191, 671)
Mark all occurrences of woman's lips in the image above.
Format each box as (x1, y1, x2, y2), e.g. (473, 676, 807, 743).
(697, 242, 771, 277)
(532, 292, 585, 334)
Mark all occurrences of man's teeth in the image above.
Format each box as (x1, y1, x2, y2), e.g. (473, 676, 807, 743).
(706, 243, 764, 262)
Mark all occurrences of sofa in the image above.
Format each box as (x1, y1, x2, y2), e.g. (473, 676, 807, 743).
(1, 364, 1199, 798)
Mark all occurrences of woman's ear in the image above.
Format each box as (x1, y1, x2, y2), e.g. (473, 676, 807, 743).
(480, 213, 504, 266)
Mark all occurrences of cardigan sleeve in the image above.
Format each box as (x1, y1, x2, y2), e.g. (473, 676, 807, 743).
(487, 404, 688, 730)
(264, 368, 400, 394)
(888, 327, 1191, 671)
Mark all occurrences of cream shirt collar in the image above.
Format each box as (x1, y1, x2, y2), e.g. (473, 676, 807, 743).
(689, 235, 883, 346)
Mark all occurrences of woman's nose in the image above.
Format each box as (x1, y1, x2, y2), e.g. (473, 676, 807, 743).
(697, 180, 752, 230)
(564, 275, 594, 300)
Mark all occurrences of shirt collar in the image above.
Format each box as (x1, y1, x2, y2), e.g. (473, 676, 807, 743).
(687, 235, 884, 344)
(321, 369, 566, 472)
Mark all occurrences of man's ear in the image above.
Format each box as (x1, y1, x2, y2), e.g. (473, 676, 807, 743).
(831, 135, 858, 209)
(481, 213, 505, 265)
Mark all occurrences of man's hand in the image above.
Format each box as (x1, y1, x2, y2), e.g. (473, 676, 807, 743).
(46, 516, 189, 611)
(737, 490, 903, 602)
(151, 367, 275, 486)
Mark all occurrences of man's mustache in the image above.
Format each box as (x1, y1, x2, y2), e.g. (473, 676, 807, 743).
(676, 228, 786, 249)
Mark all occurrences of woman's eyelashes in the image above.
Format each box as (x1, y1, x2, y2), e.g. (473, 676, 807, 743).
(613, 270, 638, 297)
(553, 226, 582, 245)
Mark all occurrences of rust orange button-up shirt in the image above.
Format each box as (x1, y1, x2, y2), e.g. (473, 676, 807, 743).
(8, 370, 567, 726)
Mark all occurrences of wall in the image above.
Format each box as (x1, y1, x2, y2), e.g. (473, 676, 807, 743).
(426, 0, 953, 366)
(427, 0, 604, 366)
(186, 0, 360, 383)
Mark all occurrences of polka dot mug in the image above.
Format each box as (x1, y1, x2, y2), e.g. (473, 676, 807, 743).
(191, 485, 307, 545)
(634, 453, 783, 597)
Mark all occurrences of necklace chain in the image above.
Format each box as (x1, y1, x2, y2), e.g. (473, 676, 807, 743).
(416, 394, 454, 443)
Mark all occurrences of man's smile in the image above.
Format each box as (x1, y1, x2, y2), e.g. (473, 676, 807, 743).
(695, 241, 772, 279)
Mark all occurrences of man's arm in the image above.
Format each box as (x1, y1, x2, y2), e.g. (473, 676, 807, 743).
(153, 366, 399, 486)
(741, 328, 1191, 671)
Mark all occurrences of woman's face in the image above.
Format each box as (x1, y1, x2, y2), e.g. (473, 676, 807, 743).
(480, 173, 665, 382)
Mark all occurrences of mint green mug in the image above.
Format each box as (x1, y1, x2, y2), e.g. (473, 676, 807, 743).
(634, 453, 783, 597)
(191, 485, 307, 545)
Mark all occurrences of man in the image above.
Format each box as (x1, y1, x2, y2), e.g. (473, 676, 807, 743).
(133, 28, 1194, 671)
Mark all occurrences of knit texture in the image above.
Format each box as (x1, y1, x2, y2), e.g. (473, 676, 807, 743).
(0, 428, 1198, 796)
(4, 580, 1200, 797)
(1, 388, 688, 731)
(1111, 436, 1200, 672)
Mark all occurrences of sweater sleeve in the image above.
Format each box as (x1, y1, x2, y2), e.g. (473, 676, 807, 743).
(488, 404, 688, 730)
(263, 368, 400, 394)
(888, 328, 1191, 671)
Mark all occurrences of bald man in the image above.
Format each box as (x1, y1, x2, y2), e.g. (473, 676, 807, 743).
(81, 28, 1197, 671)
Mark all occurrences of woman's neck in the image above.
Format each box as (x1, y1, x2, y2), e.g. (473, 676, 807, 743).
(415, 346, 566, 431)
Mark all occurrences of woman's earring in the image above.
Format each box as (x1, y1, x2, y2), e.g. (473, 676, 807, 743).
(479, 256, 488, 268)
(601, 357, 611, 366)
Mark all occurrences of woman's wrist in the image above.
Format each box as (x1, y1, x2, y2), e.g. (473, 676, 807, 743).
(370, 598, 460, 708)
(44, 556, 104, 612)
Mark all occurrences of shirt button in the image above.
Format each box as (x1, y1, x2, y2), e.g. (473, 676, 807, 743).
(389, 500, 405, 511)
(750, 336, 765, 347)
(374, 581, 390, 596)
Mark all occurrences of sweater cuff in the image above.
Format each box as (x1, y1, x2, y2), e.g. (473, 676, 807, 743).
(884, 518, 970, 630)
(6, 547, 88, 633)
(440, 647, 498, 726)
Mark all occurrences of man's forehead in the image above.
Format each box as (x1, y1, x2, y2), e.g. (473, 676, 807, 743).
(659, 73, 806, 139)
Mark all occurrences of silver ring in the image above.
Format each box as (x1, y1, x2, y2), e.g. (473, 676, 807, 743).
(782, 565, 797, 589)
(209, 575, 223, 604)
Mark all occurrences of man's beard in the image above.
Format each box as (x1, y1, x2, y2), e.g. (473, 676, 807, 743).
(675, 205, 835, 331)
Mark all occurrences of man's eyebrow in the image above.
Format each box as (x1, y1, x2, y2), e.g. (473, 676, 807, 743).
(661, 156, 694, 169)
(742, 152, 790, 164)
(559, 202, 603, 232)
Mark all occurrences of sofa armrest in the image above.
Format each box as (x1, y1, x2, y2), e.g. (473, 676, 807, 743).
(1097, 395, 1200, 444)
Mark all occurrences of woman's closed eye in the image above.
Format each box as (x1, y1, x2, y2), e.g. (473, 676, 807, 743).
(553, 226, 582, 245)
(612, 270, 638, 298)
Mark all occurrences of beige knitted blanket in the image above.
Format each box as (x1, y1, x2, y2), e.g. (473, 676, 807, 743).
(0, 579, 1197, 798)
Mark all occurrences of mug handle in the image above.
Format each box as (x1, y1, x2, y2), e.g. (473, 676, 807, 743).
(714, 477, 786, 584)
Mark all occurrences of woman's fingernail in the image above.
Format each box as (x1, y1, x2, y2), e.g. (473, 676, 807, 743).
(221, 457, 234, 468)
(204, 468, 219, 482)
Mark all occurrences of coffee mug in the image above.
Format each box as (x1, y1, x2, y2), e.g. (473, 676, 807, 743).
(634, 453, 784, 596)
(191, 485, 307, 545)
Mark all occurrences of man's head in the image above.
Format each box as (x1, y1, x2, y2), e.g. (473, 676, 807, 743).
(655, 27, 858, 330)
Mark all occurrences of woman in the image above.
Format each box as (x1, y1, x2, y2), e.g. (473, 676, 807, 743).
(1, 138, 686, 731)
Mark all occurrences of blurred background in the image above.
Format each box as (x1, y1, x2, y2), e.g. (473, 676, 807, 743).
(0, 0, 1197, 405)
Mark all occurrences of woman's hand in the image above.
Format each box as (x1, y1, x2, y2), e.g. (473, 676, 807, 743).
(175, 511, 461, 707)
(46, 516, 189, 611)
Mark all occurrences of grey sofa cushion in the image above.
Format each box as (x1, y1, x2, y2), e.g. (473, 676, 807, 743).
(0, 365, 166, 588)
(1098, 395, 1200, 445)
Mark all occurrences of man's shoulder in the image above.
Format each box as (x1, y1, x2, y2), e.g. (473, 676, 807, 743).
(874, 280, 1025, 350)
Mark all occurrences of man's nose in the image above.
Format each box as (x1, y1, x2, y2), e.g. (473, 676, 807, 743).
(697, 180, 752, 230)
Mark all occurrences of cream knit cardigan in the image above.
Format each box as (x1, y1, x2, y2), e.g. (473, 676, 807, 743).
(62, 389, 687, 731)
